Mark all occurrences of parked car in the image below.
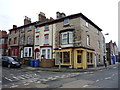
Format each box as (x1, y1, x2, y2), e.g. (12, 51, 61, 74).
(12, 57, 22, 65)
(2, 56, 22, 68)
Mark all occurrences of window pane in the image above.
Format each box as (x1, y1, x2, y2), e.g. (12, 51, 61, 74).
(47, 49, 50, 59)
(29, 48, 31, 57)
(77, 55, 82, 63)
(44, 35, 49, 44)
(69, 32, 73, 43)
(63, 52, 70, 64)
(64, 19, 69, 25)
(45, 25, 49, 30)
(42, 49, 46, 59)
(36, 36, 39, 45)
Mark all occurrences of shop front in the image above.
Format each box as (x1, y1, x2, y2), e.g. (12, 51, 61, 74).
(55, 47, 95, 69)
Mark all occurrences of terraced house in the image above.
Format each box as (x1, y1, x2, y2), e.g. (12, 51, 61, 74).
(35, 12, 106, 69)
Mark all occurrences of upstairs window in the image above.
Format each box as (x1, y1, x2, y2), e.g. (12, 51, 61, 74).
(45, 25, 49, 31)
(64, 19, 69, 26)
(21, 28, 24, 33)
(86, 35, 90, 46)
(98, 40, 100, 49)
(61, 32, 73, 45)
(27, 36, 32, 44)
(36, 27, 40, 32)
(9, 38, 11, 45)
(35, 36, 40, 45)
(85, 22, 89, 27)
(0, 38, 4, 45)
(20, 36, 24, 44)
(44, 34, 49, 44)
(14, 37, 17, 44)
(28, 26, 32, 31)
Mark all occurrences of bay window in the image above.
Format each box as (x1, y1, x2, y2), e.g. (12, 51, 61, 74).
(61, 32, 73, 45)
(41, 48, 51, 59)
(24, 47, 32, 57)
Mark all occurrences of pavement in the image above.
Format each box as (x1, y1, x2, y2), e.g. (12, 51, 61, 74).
(22, 64, 118, 72)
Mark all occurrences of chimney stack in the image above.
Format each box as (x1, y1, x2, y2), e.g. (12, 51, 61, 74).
(56, 11, 66, 18)
(13, 25, 17, 29)
(38, 12, 47, 22)
(24, 16, 31, 25)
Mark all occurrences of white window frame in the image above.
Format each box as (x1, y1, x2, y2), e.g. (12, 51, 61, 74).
(45, 25, 49, 30)
(44, 34, 49, 44)
(41, 48, 51, 59)
(24, 47, 32, 57)
(64, 19, 69, 25)
(36, 27, 40, 32)
(61, 32, 73, 45)
(61, 32, 68, 44)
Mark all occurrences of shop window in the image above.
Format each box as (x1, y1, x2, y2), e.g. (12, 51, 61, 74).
(77, 55, 82, 63)
(63, 52, 70, 64)
(87, 52, 89, 62)
(56, 51, 70, 64)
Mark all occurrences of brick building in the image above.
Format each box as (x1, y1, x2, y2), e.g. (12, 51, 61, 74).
(106, 40, 119, 65)
(0, 30, 8, 56)
(35, 12, 106, 69)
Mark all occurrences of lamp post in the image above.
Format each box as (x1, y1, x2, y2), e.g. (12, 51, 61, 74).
(58, 46, 62, 69)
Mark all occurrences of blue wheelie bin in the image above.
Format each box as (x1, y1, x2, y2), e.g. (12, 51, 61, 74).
(34, 60, 39, 67)
(30, 60, 34, 67)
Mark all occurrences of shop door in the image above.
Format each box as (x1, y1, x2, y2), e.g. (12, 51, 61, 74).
(76, 50, 83, 68)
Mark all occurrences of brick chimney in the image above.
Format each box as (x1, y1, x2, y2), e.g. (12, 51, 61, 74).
(38, 12, 47, 22)
(56, 12, 66, 18)
(24, 16, 31, 25)
(13, 25, 17, 29)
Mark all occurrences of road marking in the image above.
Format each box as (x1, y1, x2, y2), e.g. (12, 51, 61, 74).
(4, 77, 13, 81)
(24, 83, 30, 86)
(96, 80, 100, 82)
(11, 85, 18, 88)
(83, 85, 89, 87)
(113, 67, 117, 69)
(12, 76, 20, 80)
(105, 77, 111, 80)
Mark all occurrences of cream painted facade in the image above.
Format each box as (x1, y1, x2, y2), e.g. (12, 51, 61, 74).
(34, 24, 56, 60)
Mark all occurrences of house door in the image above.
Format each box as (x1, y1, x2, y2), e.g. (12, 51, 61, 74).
(76, 50, 83, 68)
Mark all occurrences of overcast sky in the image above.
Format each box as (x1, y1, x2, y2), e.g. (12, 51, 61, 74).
(0, 0, 119, 47)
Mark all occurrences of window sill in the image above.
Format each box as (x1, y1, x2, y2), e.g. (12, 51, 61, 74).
(44, 44, 49, 45)
(44, 30, 49, 32)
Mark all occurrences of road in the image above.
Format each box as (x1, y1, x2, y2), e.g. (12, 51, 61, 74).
(1, 64, 119, 88)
